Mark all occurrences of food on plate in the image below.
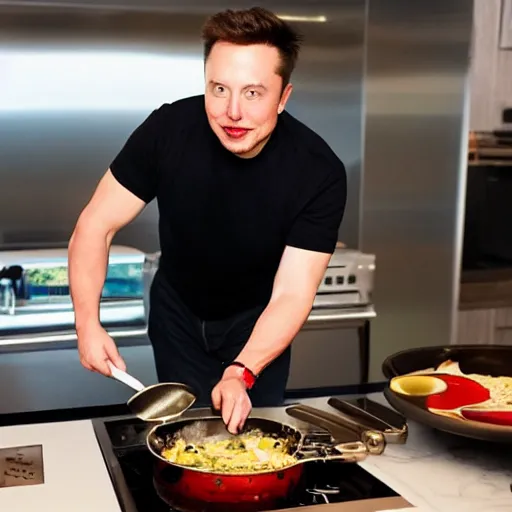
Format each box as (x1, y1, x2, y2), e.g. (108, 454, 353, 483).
(407, 359, 512, 410)
(390, 374, 448, 396)
(161, 429, 298, 473)
(393, 359, 512, 425)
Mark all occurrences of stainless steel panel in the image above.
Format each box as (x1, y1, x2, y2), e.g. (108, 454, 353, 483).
(0, 343, 158, 414)
(0, 321, 364, 414)
(288, 325, 362, 390)
(361, 1, 474, 381)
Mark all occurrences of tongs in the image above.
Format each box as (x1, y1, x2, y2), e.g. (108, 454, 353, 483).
(286, 397, 408, 455)
(326, 397, 408, 444)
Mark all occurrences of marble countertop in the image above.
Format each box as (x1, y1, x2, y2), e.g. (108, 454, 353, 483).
(357, 394, 512, 512)
(277, 393, 511, 512)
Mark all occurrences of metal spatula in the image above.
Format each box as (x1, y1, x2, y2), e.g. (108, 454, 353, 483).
(108, 362, 196, 422)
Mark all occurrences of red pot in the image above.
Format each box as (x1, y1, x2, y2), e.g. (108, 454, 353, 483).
(146, 416, 367, 511)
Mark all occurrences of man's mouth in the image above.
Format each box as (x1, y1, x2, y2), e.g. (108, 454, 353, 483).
(223, 127, 250, 139)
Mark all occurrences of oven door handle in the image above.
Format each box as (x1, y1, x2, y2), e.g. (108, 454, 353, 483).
(0, 327, 148, 353)
(306, 308, 376, 324)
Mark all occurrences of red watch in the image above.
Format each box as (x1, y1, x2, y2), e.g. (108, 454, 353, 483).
(228, 362, 257, 390)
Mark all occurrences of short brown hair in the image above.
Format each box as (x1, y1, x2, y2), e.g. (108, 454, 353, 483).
(201, 7, 303, 89)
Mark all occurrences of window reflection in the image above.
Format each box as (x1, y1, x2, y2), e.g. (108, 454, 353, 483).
(0, 51, 205, 112)
(0, 246, 147, 337)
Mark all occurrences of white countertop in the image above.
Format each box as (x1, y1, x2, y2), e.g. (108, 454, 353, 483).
(0, 419, 121, 511)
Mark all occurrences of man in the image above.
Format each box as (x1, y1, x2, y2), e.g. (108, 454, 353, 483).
(68, 7, 347, 434)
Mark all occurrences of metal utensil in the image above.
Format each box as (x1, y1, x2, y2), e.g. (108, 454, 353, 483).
(285, 404, 386, 455)
(327, 397, 408, 444)
(108, 362, 197, 422)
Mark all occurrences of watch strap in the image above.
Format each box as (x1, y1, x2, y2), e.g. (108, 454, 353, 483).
(228, 361, 257, 389)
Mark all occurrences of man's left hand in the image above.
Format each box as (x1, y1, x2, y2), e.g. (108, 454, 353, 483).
(211, 367, 252, 435)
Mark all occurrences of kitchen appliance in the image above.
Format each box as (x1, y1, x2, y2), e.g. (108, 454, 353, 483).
(142, 245, 375, 318)
(382, 344, 512, 443)
(463, 131, 512, 269)
(92, 410, 399, 512)
(0, 245, 147, 339)
(312, 246, 374, 311)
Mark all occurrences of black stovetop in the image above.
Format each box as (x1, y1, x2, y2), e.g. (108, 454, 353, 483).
(93, 416, 398, 512)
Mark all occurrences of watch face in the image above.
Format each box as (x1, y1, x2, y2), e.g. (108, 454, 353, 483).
(228, 362, 256, 389)
(241, 368, 256, 389)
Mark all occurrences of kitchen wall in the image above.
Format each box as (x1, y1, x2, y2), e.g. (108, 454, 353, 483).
(469, 0, 512, 130)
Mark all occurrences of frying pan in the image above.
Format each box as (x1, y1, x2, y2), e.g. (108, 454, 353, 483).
(145, 415, 368, 511)
(382, 344, 512, 443)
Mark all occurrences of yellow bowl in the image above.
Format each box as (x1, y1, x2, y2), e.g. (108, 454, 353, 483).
(390, 375, 447, 397)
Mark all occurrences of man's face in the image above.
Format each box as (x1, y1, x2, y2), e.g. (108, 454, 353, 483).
(204, 41, 293, 158)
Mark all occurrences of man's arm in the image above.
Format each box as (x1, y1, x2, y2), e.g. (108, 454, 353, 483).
(69, 170, 146, 374)
(212, 155, 346, 433)
(212, 245, 331, 434)
(231, 245, 330, 375)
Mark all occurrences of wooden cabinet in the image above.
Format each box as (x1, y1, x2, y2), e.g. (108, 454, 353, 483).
(456, 307, 512, 345)
(469, 0, 512, 131)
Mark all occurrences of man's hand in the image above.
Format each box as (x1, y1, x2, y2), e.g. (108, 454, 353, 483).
(77, 323, 126, 377)
(211, 367, 252, 435)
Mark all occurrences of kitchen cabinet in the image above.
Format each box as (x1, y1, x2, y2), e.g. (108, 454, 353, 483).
(469, 0, 512, 131)
(457, 267, 512, 345)
(456, 307, 512, 345)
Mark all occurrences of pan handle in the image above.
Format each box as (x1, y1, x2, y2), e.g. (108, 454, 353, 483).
(327, 397, 408, 444)
(295, 440, 368, 464)
(286, 404, 386, 455)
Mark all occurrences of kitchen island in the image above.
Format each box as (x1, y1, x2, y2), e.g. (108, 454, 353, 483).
(0, 392, 510, 512)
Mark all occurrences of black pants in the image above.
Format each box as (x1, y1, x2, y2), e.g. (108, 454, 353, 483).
(147, 270, 291, 407)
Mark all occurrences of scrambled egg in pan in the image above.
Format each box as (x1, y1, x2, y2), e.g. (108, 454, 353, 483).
(161, 430, 298, 473)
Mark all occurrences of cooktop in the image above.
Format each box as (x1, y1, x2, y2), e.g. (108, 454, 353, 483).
(92, 415, 398, 512)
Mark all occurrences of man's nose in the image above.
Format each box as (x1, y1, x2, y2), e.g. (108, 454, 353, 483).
(227, 98, 242, 121)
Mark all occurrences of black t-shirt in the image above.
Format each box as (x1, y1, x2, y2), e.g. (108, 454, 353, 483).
(110, 95, 347, 320)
